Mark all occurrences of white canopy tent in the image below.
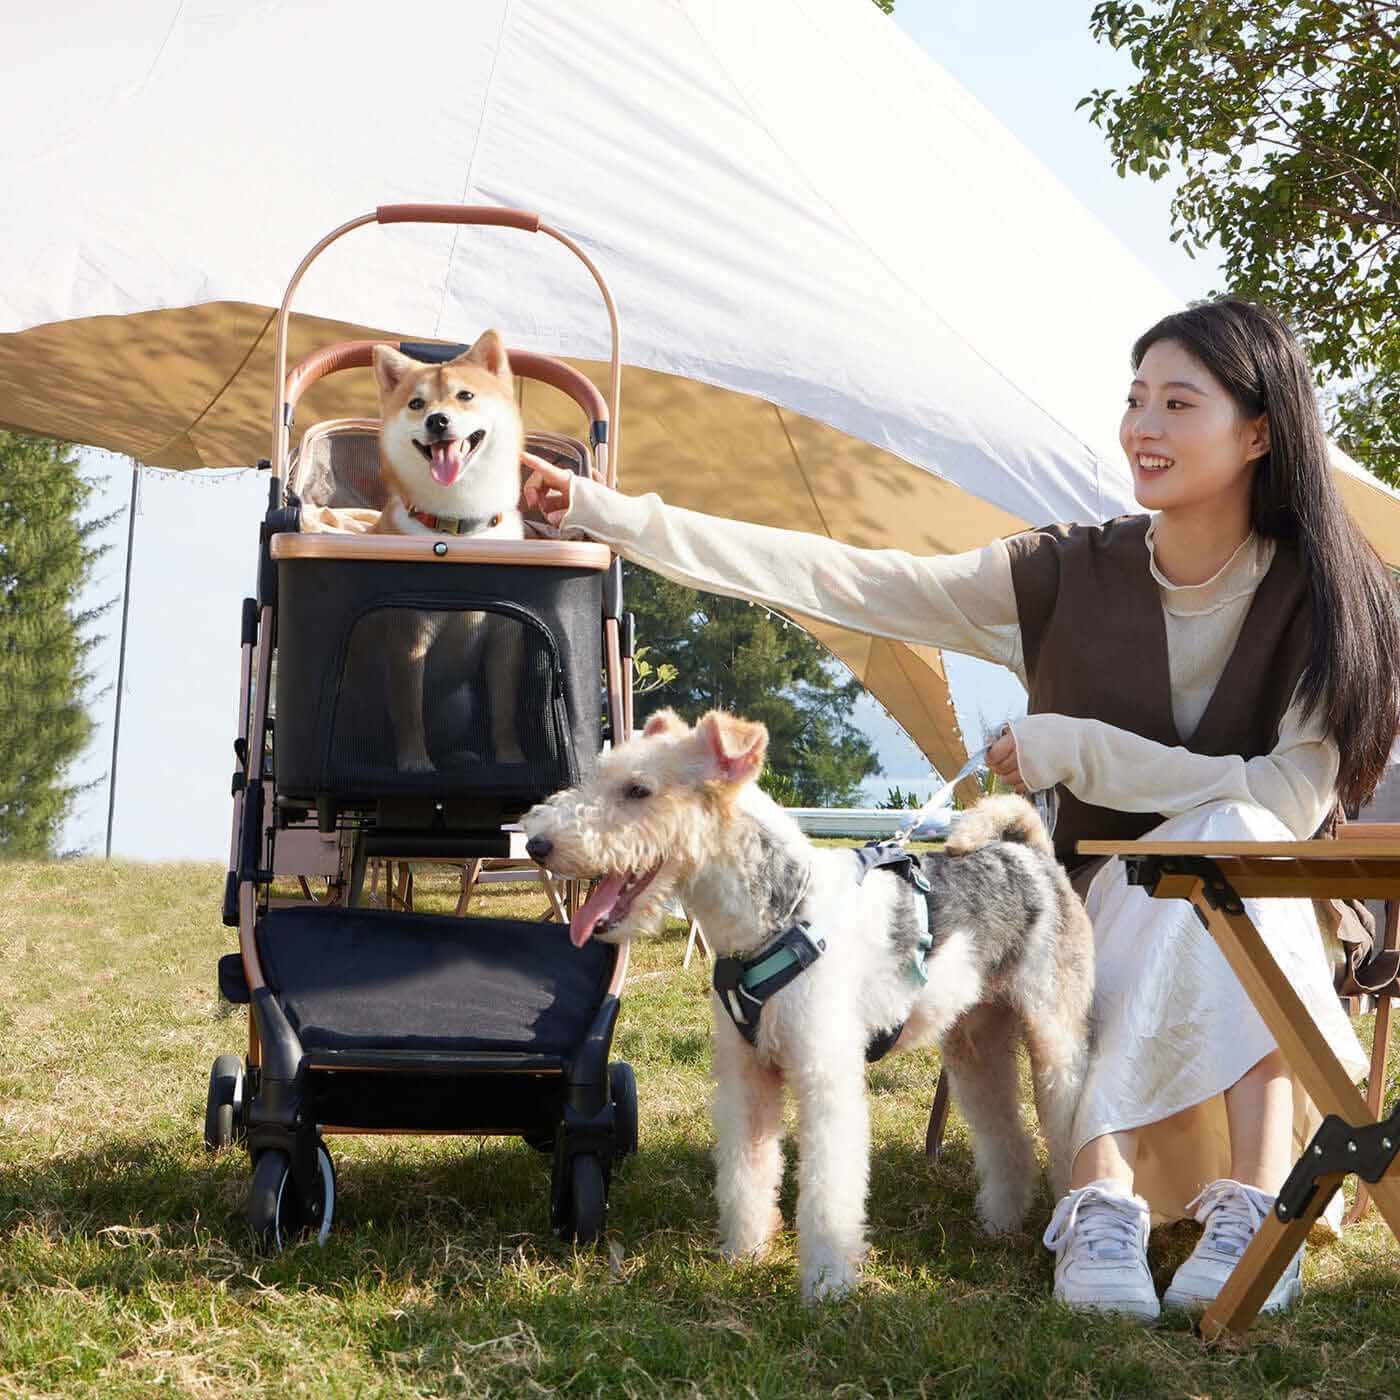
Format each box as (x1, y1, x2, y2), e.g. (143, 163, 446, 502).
(4, 0, 1398, 795)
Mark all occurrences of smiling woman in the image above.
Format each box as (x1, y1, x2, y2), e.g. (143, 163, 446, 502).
(523, 296, 1400, 1321)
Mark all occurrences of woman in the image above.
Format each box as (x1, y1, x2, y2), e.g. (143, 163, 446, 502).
(524, 299, 1400, 1319)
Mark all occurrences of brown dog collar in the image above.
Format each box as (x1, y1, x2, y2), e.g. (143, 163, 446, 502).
(409, 508, 504, 534)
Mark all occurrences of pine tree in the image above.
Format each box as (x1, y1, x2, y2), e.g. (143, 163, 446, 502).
(0, 434, 116, 857)
(623, 564, 880, 806)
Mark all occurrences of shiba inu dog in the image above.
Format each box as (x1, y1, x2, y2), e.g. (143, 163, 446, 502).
(371, 332, 528, 771)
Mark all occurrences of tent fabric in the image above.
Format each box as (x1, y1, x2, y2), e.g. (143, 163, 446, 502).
(4, 0, 1397, 786)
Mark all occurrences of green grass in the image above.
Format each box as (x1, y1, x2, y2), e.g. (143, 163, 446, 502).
(1, 859, 1398, 1398)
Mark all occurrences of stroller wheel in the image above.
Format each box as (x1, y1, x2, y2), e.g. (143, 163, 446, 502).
(562, 1151, 606, 1245)
(203, 1054, 244, 1150)
(609, 1062, 638, 1159)
(247, 1143, 336, 1251)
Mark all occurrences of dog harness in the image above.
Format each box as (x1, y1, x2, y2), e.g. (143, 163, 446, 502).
(409, 508, 505, 534)
(712, 841, 936, 1062)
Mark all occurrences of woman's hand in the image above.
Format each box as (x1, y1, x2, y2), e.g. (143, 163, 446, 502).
(522, 453, 575, 528)
(986, 726, 1027, 793)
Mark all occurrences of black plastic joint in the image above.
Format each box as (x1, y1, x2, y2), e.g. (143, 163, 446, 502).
(241, 597, 258, 646)
(221, 871, 239, 927)
(603, 559, 623, 621)
(591, 419, 609, 446)
(623, 612, 636, 660)
(400, 340, 470, 363)
(231, 770, 245, 796)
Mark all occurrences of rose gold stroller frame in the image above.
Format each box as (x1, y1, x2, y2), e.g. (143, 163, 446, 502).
(214, 205, 635, 1250)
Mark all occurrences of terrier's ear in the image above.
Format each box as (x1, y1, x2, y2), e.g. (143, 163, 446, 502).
(642, 709, 687, 739)
(461, 328, 512, 382)
(373, 345, 421, 399)
(695, 711, 768, 785)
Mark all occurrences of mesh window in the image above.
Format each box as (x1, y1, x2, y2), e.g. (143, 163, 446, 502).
(326, 603, 574, 795)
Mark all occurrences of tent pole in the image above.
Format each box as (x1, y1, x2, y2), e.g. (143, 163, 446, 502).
(105, 460, 140, 859)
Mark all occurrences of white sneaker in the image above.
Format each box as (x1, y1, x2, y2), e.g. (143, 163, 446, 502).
(1163, 1179, 1303, 1314)
(1042, 1179, 1159, 1321)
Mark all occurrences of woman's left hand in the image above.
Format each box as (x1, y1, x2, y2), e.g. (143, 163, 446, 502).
(986, 726, 1027, 793)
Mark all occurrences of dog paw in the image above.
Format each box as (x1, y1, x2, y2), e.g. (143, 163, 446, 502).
(801, 1255, 860, 1301)
(975, 1182, 1029, 1235)
(719, 1206, 782, 1261)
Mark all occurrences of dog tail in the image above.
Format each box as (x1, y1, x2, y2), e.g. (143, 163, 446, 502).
(944, 793, 1054, 857)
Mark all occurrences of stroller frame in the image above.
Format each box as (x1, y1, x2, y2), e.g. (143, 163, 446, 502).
(210, 204, 637, 1250)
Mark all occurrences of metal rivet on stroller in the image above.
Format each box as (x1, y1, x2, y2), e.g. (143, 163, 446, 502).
(206, 203, 637, 1250)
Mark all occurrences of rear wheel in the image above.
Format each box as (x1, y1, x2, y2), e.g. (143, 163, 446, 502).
(247, 1143, 336, 1251)
(203, 1054, 244, 1150)
(609, 1062, 638, 1159)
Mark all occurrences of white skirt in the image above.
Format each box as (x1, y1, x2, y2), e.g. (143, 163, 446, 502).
(1073, 800, 1368, 1223)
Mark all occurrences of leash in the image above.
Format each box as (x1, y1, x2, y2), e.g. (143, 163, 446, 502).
(888, 743, 991, 846)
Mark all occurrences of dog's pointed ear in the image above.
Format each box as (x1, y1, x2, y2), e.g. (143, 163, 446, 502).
(695, 711, 768, 785)
(642, 709, 687, 739)
(461, 329, 512, 382)
(373, 345, 420, 398)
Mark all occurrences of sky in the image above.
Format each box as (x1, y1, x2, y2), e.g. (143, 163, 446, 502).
(59, 2, 1225, 858)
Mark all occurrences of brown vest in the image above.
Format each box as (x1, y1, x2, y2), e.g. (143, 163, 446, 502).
(1005, 515, 1314, 871)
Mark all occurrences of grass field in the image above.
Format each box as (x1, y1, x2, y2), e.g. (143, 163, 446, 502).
(1, 858, 1398, 1398)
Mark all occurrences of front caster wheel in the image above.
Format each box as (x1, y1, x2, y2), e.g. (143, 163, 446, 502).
(559, 1151, 606, 1245)
(247, 1143, 336, 1251)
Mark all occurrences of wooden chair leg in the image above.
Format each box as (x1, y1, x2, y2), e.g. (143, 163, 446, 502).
(455, 859, 483, 917)
(1346, 991, 1394, 1225)
(683, 914, 710, 969)
(542, 870, 569, 923)
(925, 1070, 952, 1162)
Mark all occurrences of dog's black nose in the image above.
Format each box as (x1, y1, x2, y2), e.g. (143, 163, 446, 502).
(424, 411, 449, 434)
(525, 835, 552, 863)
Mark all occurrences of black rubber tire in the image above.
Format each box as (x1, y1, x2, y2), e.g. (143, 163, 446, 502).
(566, 1151, 606, 1245)
(609, 1062, 638, 1159)
(247, 1144, 336, 1252)
(204, 1054, 244, 1150)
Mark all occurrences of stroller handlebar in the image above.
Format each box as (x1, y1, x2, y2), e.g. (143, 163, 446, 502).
(376, 203, 542, 233)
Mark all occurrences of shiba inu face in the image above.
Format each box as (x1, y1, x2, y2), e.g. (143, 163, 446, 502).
(373, 331, 525, 521)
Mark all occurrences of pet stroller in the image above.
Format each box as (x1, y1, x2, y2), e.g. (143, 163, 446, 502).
(206, 204, 637, 1248)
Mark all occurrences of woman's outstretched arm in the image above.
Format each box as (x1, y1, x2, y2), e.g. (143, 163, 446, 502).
(1008, 692, 1339, 838)
(524, 456, 1023, 671)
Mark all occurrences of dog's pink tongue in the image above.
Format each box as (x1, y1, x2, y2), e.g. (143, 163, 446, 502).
(429, 438, 467, 485)
(570, 872, 629, 947)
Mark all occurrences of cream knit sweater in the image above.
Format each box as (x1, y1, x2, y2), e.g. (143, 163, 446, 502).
(561, 477, 1339, 838)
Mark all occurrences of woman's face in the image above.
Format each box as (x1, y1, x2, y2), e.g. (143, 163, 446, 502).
(1120, 338, 1268, 518)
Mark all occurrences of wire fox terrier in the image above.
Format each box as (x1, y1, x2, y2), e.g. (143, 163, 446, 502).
(523, 709, 1095, 1299)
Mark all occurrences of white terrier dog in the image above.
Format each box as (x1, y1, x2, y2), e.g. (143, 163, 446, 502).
(522, 709, 1094, 1299)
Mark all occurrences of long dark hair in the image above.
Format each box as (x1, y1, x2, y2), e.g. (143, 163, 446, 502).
(1132, 298, 1400, 811)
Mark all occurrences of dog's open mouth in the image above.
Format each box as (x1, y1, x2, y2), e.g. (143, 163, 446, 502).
(570, 866, 662, 947)
(414, 429, 487, 486)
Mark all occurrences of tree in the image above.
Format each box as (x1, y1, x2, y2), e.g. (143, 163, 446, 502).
(624, 564, 881, 806)
(1081, 1, 1400, 482)
(0, 435, 115, 857)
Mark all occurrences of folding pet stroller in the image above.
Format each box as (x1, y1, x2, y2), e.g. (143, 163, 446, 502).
(205, 204, 637, 1249)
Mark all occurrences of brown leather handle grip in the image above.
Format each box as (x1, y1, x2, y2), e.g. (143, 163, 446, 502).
(375, 203, 541, 232)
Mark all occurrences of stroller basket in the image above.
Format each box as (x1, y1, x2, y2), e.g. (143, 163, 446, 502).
(273, 539, 604, 808)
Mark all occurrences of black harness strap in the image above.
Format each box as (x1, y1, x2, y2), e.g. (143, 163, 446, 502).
(712, 841, 933, 1060)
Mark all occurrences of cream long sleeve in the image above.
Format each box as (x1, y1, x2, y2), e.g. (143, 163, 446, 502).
(562, 476, 1340, 835)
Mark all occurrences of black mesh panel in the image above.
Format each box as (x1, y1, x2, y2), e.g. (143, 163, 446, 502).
(329, 604, 568, 793)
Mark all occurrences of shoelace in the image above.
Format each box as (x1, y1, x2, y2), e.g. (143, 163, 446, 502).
(1184, 1180, 1270, 1259)
(1043, 1183, 1145, 1259)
